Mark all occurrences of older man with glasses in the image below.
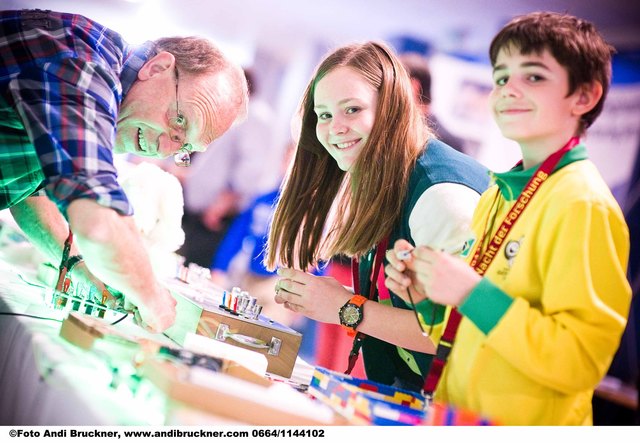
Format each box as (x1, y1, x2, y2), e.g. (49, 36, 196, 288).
(0, 9, 248, 331)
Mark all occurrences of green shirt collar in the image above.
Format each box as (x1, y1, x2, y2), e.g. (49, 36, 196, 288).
(491, 143, 588, 200)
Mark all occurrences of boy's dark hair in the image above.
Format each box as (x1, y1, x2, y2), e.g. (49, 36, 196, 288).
(489, 11, 615, 133)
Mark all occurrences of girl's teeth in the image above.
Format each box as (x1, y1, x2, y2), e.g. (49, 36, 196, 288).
(336, 141, 357, 149)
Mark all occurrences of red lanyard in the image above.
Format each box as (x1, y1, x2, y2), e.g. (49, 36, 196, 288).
(422, 137, 579, 396)
(469, 136, 578, 274)
(55, 230, 74, 293)
(344, 236, 389, 374)
(351, 237, 390, 300)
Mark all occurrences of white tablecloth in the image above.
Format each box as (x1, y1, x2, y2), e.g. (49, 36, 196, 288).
(0, 254, 173, 425)
(0, 250, 319, 426)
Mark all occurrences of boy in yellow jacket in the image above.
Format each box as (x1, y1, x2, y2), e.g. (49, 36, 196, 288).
(385, 11, 631, 425)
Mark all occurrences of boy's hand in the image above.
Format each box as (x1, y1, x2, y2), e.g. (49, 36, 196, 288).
(412, 246, 481, 306)
(384, 239, 428, 305)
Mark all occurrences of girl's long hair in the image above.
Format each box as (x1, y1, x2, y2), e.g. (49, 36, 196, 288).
(266, 41, 430, 271)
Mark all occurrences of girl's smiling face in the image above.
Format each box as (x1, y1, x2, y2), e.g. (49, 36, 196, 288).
(313, 67, 378, 172)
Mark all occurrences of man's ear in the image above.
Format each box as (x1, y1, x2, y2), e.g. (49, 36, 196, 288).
(137, 51, 175, 81)
(572, 81, 603, 117)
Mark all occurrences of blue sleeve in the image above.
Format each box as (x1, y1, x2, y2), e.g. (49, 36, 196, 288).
(248, 231, 274, 276)
(210, 208, 252, 271)
(246, 191, 280, 276)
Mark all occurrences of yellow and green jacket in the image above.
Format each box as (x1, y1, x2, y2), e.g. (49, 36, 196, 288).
(360, 139, 489, 392)
(432, 145, 631, 425)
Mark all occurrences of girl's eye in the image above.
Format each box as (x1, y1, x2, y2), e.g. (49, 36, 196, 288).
(317, 112, 331, 121)
(527, 74, 544, 82)
(346, 107, 360, 114)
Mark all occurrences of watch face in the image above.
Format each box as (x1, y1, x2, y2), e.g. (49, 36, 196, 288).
(340, 304, 362, 327)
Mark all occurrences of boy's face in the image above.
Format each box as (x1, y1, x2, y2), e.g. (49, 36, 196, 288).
(490, 46, 581, 147)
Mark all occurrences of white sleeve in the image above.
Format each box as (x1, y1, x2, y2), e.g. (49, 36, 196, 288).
(408, 182, 481, 253)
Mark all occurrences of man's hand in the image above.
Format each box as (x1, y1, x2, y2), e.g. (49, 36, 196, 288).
(125, 286, 177, 333)
(70, 260, 123, 309)
(67, 199, 178, 333)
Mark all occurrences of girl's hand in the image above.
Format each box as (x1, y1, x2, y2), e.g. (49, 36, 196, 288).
(274, 268, 353, 324)
(384, 239, 428, 305)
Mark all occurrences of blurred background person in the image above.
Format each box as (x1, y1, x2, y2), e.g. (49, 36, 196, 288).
(399, 52, 467, 153)
(210, 142, 320, 363)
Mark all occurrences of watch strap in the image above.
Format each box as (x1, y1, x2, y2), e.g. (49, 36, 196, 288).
(340, 294, 367, 336)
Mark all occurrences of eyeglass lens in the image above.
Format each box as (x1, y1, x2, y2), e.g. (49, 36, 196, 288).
(174, 149, 191, 167)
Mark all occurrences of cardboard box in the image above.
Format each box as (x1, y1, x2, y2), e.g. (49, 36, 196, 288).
(162, 279, 303, 379)
(59, 311, 148, 359)
(195, 304, 302, 379)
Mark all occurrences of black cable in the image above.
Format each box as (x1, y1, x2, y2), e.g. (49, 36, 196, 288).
(162, 331, 182, 346)
(110, 312, 128, 325)
(0, 312, 62, 322)
(406, 286, 436, 337)
(17, 273, 48, 289)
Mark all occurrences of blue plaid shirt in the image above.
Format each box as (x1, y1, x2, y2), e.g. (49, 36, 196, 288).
(0, 9, 156, 217)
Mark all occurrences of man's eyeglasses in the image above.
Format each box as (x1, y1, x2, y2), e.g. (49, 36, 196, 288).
(171, 66, 192, 167)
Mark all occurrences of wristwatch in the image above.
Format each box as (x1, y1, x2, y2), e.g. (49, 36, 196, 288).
(339, 294, 367, 337)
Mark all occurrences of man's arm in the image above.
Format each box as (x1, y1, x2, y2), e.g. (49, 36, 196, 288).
(11, 196, 176, 332)
(10, 196, 119, 309)
(10, 196, 78, 262)
(66, 198, 176, 332)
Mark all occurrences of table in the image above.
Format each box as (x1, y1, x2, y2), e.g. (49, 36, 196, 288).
(0, 247, 321, 426)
